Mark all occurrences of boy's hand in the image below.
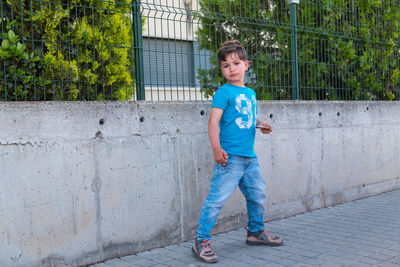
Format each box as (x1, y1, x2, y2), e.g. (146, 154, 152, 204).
(256, 121, 273, 134)
(213, 148, 228, 164)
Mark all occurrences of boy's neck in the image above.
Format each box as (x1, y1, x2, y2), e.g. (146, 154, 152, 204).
(227, 81, 245, 87)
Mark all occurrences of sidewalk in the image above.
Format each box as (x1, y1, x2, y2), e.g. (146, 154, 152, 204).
(92, 190, 400, 267)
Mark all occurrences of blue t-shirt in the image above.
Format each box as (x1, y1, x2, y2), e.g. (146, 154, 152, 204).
(211, 83, 257, 158)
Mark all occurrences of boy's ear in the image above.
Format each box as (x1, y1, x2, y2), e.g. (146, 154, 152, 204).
(245, 60, 250, 70)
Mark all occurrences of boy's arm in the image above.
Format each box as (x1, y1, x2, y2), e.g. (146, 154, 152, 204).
(209, 107, 228, 164)
(256, 116, 273, 134)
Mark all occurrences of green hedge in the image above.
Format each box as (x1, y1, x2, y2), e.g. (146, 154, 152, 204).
(196, 0, 400, 100)
(1, 0, 138, 100)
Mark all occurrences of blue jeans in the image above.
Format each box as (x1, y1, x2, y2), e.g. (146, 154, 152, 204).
(197, 155, 266, 241)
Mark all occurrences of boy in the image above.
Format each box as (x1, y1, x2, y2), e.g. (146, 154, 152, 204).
(192, 40, 283, 263)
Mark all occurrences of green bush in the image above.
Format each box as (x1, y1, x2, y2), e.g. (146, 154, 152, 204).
(0, 29, 47, 100)
(1, 0, 140, 100)
(196, 0, 400, 100)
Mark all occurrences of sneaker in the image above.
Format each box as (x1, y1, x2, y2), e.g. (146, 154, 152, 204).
(246, 228, 283, 246)
(191, 239, 218, 263)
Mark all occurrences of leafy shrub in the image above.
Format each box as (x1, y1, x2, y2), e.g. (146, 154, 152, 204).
(1, 0, 139, 100)
(196, 0, 400, 100)
(0, 29, 47, 100)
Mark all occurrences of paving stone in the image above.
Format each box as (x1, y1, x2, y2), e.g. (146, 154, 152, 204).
(388, 255, 400, 264)
(340, 253, 366, 262)
(276, 257, 305, 267)
(358, 256, 385, 265)
(121, 257, 157, 266)
(300, 256, 326, 265)
(369, 252, 396, 261)
(165, 260, 199, 267)
(314, 254, 342, 263)
(377, 263, 400, 267)
(164, 244, 191, 254)
(380, 249, 400, 258)
(179, 242, 193, 248)
(388, 245, 400, 252)
(236, 254, 274, 265)
(104, 259, 137, 267)
(287, 254, 315, 262)
(244, 249, 286, 263)
(348, 261, 374, 267)
(217, 257, 257, 267)
(142, 253, 176, 264)
(162, 252, 196, 264)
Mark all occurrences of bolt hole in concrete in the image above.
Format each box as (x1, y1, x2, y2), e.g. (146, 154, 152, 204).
(95, 131, 103, 138)
(337, 112, 340, 116)
(99, 118, 105, 125)
(200, 110, 205, 116)
(140, 116, 145, 122)
(366, 106, 369, 111)
(319, 112, 322, 116)
(269, 113, 273, 119)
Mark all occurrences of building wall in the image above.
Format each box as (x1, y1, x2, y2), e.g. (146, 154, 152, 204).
(0, 101, 399, 266)
(142, 0, 199, 41)
(141, 0, 208, 101)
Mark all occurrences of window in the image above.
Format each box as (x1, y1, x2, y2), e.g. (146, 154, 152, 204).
(143, 38, 195, 87)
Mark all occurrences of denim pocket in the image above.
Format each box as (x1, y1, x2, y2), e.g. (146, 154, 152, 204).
(214, 155, 242, 176)
(214, 162, 228, 176)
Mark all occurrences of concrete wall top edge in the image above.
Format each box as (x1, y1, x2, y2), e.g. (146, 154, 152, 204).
(1, 100, 397, 106)
(0, 101, 399, 144)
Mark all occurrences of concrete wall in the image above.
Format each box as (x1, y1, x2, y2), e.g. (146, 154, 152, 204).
(0, 101, 399, 266)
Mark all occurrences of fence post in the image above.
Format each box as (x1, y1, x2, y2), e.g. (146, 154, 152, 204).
(289, 0, 299, 100)
(132, 0, 145, 100)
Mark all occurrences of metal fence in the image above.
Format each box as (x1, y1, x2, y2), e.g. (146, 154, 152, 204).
(1, 0, 399, 101)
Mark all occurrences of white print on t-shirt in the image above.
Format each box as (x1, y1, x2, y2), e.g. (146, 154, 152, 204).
(235, 94, 254, 129)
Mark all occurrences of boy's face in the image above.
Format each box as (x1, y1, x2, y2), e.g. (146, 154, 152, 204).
(220, 52, 249, 87)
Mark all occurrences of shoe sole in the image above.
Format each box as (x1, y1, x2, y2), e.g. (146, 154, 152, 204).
(191, 247, 218, 263)
(246, 240, 284, 246)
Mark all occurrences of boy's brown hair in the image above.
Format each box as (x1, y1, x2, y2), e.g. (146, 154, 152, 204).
(217, 40, 248, 66)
